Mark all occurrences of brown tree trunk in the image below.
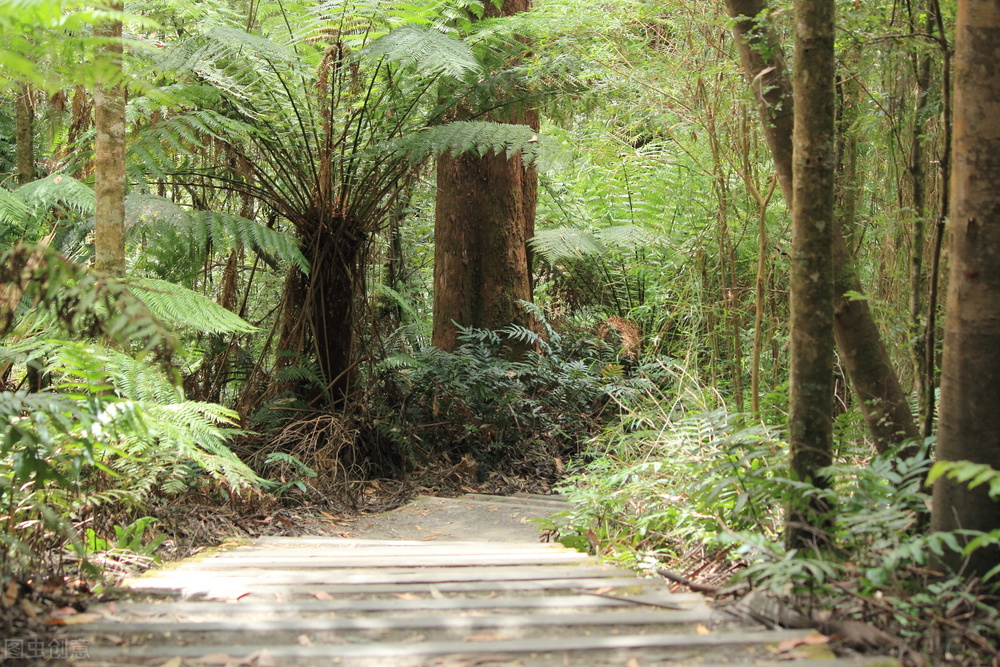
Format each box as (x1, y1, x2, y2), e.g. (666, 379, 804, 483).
(93, 4, 126, 278)
(16, 84, 33, 186)
(725, 0, 920, 453)
(931, 0, 1000, 579)
(787, 0, 836, 549)
(431, 0, 538, 353)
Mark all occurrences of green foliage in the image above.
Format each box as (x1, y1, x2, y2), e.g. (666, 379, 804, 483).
(374, 305, 662, 464)
(126, 192, 309, 282)
(927, 460, 1000, 500)
(126, 278, 256, 335)
(0, 249, 262, 578)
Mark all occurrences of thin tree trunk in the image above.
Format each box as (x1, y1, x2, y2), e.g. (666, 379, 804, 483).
(15, 84, 33, 186)
(931, 0, 1000, 579)
(787, 0, 836, 549)
(432, 0, 538, 354)
(93, 4, 126, 278)
(725, 0, 920, 453)
(907, 6, 934, 417)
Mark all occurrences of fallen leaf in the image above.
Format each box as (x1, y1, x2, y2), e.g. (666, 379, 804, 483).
(44, 612, 103, 626)
(310, 591, 334, 601)
(1, 580, 17, 608)
(626, 659, 639, 667)
(594, 586, 613, 595)
(695, 624, 711, 635)
(158, 658, 183, 667)
(240, 649, 276, 667)
(20, 599, 39, 618)
(394, 593, 422, 600)
(297, 634, 312, 646)
(50, 606, 80, 617)
(776, 633, 830, 653)
(465, 632, 509, 642)
(102, 634, 125, 646)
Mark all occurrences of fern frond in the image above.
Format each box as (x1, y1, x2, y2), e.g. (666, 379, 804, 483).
(530, 227, 605, 263)
(362, 25, 480, 79)
(391, 120, 546, 164)
(0, 187, 30, 225)
(125, 278, 256, 334)
(15, 174, 95, 217)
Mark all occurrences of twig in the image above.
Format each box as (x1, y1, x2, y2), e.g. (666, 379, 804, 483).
(656, 568, 720, 595)
(576, 588, 693, 611)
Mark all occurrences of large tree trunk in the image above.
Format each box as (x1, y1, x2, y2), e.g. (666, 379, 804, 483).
(725, 0, 920, 453)
(93, 4, 126, 278)
(431, 0, 538, 353)
(787, 0, 836, 549)
(931, 0, 1000, 579)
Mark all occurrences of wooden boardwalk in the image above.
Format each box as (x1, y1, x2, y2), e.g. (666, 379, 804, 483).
(64, 495, 900, 666)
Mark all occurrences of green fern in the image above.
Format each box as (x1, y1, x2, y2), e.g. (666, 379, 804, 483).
(125, 278, 256, 335)
(391, 120, 546, 164)
(363, 25, 480, 78)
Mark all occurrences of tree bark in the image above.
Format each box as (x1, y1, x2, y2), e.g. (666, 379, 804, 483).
(93, 3, 126, 278)
(787, 0, 836, 549)
(931, 0, 1000, 579)
(725, 0, 920, 453)
(15, 83, 34, 186)
(431, 0, 538, 354)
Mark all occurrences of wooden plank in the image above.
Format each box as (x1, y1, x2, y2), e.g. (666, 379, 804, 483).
(79, 607, 715, 635)
(99, 591, 700, 616)
(81, 629, 818, 661)
(174, 552, 591, 570)
(127, 576, 663, 598)
(214, 545, 570, 558)
(251, 537, 560, 548)
(132, 564, 623, 587)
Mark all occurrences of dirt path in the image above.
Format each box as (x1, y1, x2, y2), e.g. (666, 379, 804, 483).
(58, 495, 901, 666)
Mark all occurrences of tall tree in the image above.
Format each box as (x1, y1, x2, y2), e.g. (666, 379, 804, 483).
(93, 2, 126, 277)
(724, 0, 920, 454)
(931, 0, 1000, 579)
(787, 0, 836, 548)
(431, 0, 538, 353)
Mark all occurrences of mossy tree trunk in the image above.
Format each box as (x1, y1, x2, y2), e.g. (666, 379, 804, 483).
(787, 0, 836, 549)
(931, 0, 1000, 579)
(431, 0, 538, 354)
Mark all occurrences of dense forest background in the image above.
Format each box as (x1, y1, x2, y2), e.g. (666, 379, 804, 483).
(2, 0, 999, 663)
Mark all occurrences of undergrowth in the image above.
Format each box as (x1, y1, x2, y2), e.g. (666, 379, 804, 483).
(542, 392, 1000, 665)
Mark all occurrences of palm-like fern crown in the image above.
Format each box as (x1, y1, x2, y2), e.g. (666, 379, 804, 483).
(127, 0, 559, 239)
